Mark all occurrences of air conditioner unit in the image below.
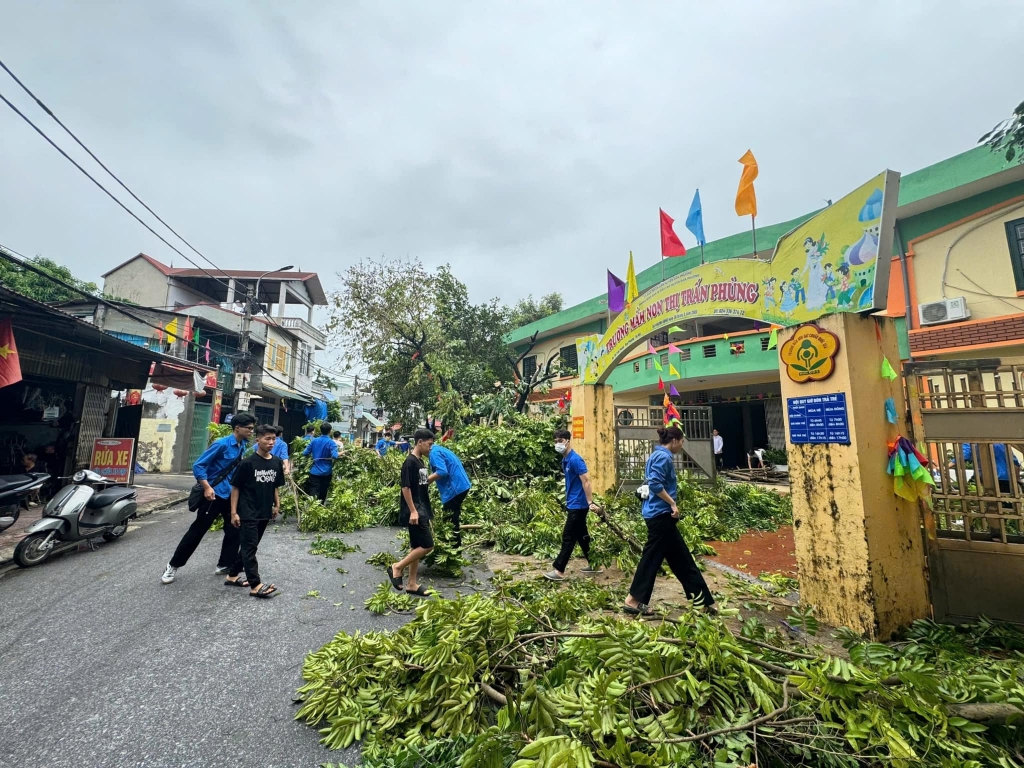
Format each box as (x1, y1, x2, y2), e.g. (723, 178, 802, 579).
(918, 297, 970, 327)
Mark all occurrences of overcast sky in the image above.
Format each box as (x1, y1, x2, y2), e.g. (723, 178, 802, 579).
(1, 0, 1021, 319)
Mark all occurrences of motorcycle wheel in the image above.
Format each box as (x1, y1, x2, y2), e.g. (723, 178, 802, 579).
(102, 522, 129, 542)
(14, 532, 54, 568)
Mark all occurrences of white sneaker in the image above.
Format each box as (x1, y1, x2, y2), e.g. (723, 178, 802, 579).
(213, 566, 229, 575)
(161, 564, 177, 584)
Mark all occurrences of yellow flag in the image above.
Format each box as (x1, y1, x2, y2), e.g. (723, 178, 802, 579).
(669, 364, 679, 377)
(735, 149, 758, 217)
(165, 317, 179, 343)
(626, 251, 639, 305)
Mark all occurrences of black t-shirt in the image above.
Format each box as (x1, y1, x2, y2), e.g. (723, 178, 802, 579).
(399, 453, 432, 524)
(231, 453, 285, 520)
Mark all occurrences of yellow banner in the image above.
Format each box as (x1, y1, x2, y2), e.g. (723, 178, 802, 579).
(581, 171, 899, 384)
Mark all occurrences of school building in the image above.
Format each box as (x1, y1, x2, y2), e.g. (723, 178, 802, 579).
(508, 145, 1024, 469)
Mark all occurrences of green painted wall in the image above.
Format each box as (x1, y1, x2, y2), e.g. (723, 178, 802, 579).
(606, 332, 777, 393)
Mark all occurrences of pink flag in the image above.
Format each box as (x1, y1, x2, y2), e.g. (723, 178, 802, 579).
(204, 340, 211, 364)
(667, 343, 682, 354)
(648, 341, 658, 354)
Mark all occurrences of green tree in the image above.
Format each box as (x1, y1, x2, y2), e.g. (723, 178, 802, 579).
(0, 249, 99, 303)
(980, 99, 1024, 163)
(509, 292, 563, 328)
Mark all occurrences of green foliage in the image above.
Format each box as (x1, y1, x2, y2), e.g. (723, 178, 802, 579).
(0, 250, 99, 302)
(308, 535, 359, 559)
(296, 577, 1024, 767)
(508, 292, 564, 329)
(364, 582, 414, 615)
(762, 446, 789, 466)
(366, 551, 398, 568)
(447, 417, 562, 481)
(326, 399, 342, 422)
(980, 99, 1024, 164)
(207, 422, 233, 445)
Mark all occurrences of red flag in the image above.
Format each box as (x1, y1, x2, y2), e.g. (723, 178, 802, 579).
(659, 209, 687, 257)
(657, 377, 665, 391)
(0, 319, 22, 389)
(183, 316, 194, 342)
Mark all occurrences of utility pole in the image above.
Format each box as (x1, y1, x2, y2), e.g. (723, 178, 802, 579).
(236, 265, 293, 414)
(351, 375, 359, 442)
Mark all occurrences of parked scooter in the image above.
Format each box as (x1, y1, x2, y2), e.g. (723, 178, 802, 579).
(0, 472, 51, 533)
(14, 469, 138, 568)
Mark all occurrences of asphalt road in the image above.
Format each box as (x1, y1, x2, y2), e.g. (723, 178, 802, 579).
(133, 472, 199, 493)
(0, 503, 469, 768)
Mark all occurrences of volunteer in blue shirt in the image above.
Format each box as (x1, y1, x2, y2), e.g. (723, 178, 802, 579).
(624, 425, 715, 616)
(545, 429, 602, 581)
(375, 431, 396, 457)
(162, 412, 256, 585)
(303, 422, 339, 502)
(427, 439, 472, 548)
(271, 424, 292, 475)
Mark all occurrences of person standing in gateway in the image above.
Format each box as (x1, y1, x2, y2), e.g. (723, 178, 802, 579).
(713, 429, 724, 470)
(161, 412, 255, 584)
(303, 422, 339, 503)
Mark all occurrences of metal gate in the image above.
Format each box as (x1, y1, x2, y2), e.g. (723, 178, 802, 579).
(614, 404, 716, 489)
(905, 359, 1024, 625)
(189, 402, 214, 466)
(75, 385, 111, 468)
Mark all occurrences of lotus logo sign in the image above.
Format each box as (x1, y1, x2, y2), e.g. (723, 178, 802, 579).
(780, 324, 840, 383)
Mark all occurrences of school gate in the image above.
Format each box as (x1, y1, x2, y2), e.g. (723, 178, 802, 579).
(906, 359, 1024, 625)
(613, 404, 716, 490)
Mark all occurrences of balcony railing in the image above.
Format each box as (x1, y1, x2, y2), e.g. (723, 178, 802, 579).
(277, 317, 326, 347)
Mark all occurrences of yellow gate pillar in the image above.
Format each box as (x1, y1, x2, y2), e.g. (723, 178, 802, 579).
(570, 383, 616, 494)
(779, 313, 929, 639)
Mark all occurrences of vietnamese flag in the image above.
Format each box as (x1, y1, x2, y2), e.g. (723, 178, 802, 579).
(659, 209, 687, 257)
(0, 319, 22, 388)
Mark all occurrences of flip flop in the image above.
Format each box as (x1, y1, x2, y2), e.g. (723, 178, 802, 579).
(224, 578, 249, 588)
(251, 584, 279, 599)
(388, 564, 404, 592)
(407, 585, 430, 597)
(622, 604, 654, 616)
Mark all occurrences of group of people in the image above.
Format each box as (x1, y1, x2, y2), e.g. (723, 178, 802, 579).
(159, 414, 716, 615)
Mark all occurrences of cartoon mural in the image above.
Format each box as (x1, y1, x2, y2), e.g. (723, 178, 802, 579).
(579, 171, 899, 384)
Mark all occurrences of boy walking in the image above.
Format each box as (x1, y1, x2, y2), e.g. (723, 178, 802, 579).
(427, 439, 471, 548)
(225, 425, 284, 599)
(545, 429, 601, 581)
(271, 425, 291, 475)
(303, 422, 339, 503)
(161, 413, 255, 584)
(388, 429, 435, 597)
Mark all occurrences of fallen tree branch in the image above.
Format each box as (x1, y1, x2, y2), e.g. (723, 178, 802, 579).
(593, 506, 643, 555)
(650, 681, 794, 743)
(946, 703, 1023, 726)
(479, 681, 508, 706)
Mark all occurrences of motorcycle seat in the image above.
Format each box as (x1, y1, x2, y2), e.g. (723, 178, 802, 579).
(86, 487, 137, 509)
(0, 474, 35, 493)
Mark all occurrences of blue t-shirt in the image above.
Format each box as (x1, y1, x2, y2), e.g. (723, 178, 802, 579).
(643, 446, 677, 519)
(429, 445, 472, 504)
(193, 435, 249, 499)
(375, 438, 395, 457)
(303, 435, 339, 476)
(562, 450, 590, 510)
(271, 437, 290, 462)
(962, 444, 1020, 482)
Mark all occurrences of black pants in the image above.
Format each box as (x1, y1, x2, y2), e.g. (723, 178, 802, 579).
(308, 474, 332, 503)
(716, 453, 724, 470)
(553, 508, 591, 573)
(229, 519, 270, 586)
(442, 490, 469, 548)
(629, 513, 714, 607)
(168, 496, 239, 569)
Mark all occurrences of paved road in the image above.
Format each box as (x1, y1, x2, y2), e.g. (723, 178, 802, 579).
(0, 503, 468, 768)
(133, 472, 198, 493)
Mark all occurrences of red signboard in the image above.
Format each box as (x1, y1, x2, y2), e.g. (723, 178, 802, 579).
(212, 390, 223, 424)
(90, 438, 135, 484)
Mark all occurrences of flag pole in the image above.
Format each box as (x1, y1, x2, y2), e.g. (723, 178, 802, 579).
(751, 215, 758, 258)
(661, 254, 665, 283)
(699, 243, 705, 265)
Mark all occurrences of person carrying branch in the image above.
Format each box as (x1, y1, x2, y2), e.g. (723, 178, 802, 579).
(544, 429, 602, 581)
(388, 429, 435, 597)
(426, 439, 471, 549)
(623, 425, 716, 616)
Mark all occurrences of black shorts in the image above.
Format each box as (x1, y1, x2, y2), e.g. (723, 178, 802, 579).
(409, 518, 434, 550)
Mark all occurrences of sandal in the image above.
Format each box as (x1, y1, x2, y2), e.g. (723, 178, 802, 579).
(622, 603, 654, 616)
(407, 585, 430, 597)
(250, 583, 279, 599)
(224, 578, 249, 588)
(388, 564, 404, 592)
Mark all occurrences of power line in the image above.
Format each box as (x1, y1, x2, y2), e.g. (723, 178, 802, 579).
(0, 57, 233, 288)
(0, 85, 234, 294)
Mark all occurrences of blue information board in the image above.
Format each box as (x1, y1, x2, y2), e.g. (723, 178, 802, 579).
(787, 393, 850, 445)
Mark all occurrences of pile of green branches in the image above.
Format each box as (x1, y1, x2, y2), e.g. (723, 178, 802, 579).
(296, 577, 1024, 767)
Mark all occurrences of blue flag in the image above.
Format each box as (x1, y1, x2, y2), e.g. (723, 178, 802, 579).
(685, 189, 705, 247)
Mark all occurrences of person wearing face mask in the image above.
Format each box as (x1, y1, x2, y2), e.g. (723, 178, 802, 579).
(544, 429, 602, 581)
(623, 425, 716, 616)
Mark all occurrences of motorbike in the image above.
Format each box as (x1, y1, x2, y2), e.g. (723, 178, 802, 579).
(0, 472, 51, 533)
(13, 469, 138, 568)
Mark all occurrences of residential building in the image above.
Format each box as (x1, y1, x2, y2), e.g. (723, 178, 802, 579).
(507, 146, 1024, 468)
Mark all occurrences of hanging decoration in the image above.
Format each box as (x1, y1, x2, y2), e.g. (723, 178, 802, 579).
(669, 384, 680, 397)
(657, 377, 664, 391)
(663, 394, 682, 427)
(668, 364, 680, 377)
(151, 383, 167, 392)
(886, 436, 936, 502)
(172, 389, 189, 398)
(884, 397, 898, 424)
(767, 328, 778, 350)
(881, 356, 899, 381)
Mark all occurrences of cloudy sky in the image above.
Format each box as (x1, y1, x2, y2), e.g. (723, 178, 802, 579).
(0, 0, 1021, 318)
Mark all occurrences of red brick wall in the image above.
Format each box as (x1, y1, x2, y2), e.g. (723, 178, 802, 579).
(909, 315, 1024, 354)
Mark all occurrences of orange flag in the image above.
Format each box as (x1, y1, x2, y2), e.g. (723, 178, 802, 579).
(734, 150, 758, 217)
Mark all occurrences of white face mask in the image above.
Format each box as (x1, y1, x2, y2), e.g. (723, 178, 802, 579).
(554, 443, 567, 454)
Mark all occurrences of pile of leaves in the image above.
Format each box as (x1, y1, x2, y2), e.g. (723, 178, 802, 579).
(296, 576, 1024, 767)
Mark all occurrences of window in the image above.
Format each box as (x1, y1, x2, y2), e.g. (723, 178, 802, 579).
(679, 348, 692, 362)
(659, 353, 669, 367)
(760, 336, 771, 351)
(522, 355, 537, 380)
(265, 340, 278, 370)
(633, 362, 640, 373)
(645, 358, 653, 370)
(559, 345, 578, 375)
(1007, 217, 1024, 291)
(650, 331, 668, 347)
(299, 343, 312, 376)
(276, 343, 288, 374)
(730, 341, 745, 355)
(703, 344, 717, 358)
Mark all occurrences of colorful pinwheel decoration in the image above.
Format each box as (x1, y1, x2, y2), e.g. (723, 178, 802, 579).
(886, 436, 935, 503)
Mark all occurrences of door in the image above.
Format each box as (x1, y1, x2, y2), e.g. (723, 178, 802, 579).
(189, 402, 214, 466)
(614, 404, 715, 490)
(906, 359, 1024, 625)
